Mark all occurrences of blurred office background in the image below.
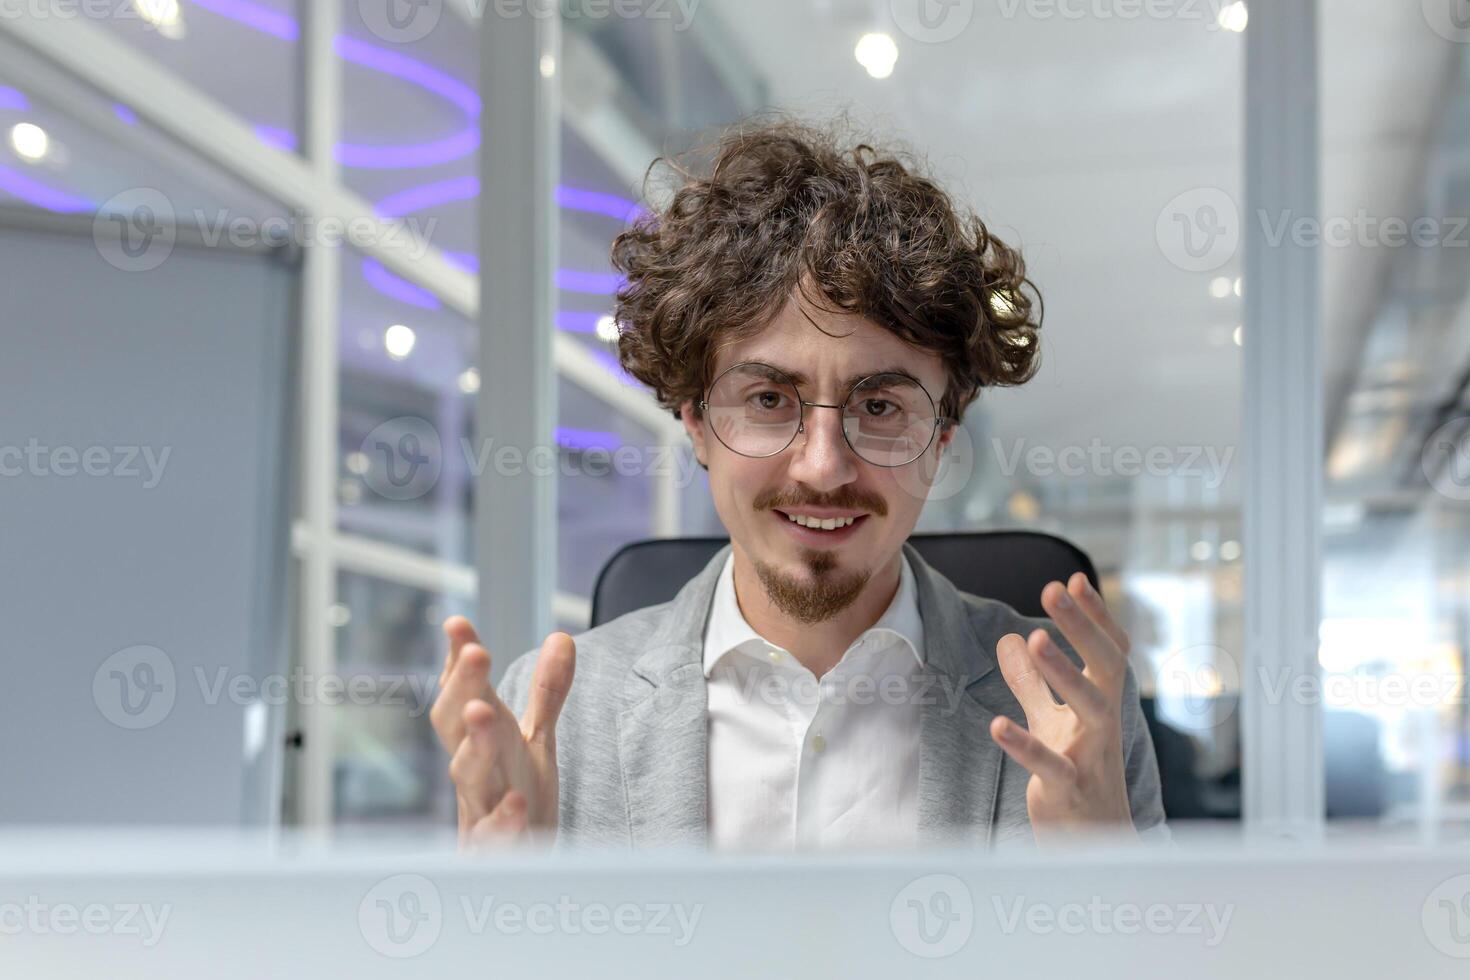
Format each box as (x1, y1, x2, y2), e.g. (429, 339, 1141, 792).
(0, 0, 1467, 839)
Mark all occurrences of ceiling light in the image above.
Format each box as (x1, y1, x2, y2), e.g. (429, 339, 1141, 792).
(134, 0, 185, 37)
(539, 55, 556, 78)
(1190, 540, 1213, 562)
(345, 451, 370, 476)
(1208, 276, 1232, 299)
(1007, 490, 1040, 523)
(1219, 540, 1241, 561)
(1233, 276, 1243, 297)
(595, 315, 619, 343)
(1232, 325, 1243, 347)
(384, 323, 416, 360)
(9, 122, 48, 162)
(458, 367, 481, 394)
(328, 603, 352, 628)
(1218, 2, 1248, 33)
(855, 33, 898, 80)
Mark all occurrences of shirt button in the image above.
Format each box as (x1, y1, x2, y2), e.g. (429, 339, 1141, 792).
(811, 733, 827, 754)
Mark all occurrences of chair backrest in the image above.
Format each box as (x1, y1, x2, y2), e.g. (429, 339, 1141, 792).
(590, 530, 1099, 627)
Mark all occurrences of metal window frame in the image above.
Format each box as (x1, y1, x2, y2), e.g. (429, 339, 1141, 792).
(0, 2, 1325, 835)
(0, 8, 681, 830)
(1241, 0, 1325, 837)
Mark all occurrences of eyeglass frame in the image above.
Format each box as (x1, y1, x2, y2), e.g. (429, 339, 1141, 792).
(696, 360, 955, 468)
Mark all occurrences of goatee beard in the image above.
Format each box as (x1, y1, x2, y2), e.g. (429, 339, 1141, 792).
(753, 548, 870, 625)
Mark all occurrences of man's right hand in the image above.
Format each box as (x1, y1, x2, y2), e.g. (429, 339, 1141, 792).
(429, 617, 576, 851)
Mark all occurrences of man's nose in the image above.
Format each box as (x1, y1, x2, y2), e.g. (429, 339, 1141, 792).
(785, 405, 858, 491)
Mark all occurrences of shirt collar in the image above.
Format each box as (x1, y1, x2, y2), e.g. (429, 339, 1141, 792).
(701, 551, 925, 677)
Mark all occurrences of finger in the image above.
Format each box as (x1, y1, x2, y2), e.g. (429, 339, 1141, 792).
(521, 632, 576, 745)
(1027, 628, 1110, 722)
(476, 793, 529, 840)
(991, 715, 1076, 784)
(448, 699, 509, 822)
(430, 643, 496, 751)
(995, 631, 1055, 723)
(1067, 572, 1131, 655)
(1041, 580, 1125, 686)
(440, 616, 481, 687)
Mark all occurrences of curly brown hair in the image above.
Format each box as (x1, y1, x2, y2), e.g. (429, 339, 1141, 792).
(609, 113, 1043, 424)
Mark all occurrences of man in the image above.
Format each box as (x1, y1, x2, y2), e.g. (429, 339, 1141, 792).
(430, 117, 1166, 852)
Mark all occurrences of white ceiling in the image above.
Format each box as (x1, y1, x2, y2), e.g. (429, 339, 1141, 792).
(709, 0, 1456, 481)
(0, 0, 1455, 497)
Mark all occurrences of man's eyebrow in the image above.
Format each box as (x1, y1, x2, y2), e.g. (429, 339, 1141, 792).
(740, 362, 924, 389)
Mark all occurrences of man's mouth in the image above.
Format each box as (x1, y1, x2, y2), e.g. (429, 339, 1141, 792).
(771, 509, 870, 540)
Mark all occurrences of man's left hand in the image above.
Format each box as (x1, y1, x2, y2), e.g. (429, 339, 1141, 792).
(991, 572, 1137, 842)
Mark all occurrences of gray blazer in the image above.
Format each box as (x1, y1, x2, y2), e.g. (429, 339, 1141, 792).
(497, 543, 1168, 850)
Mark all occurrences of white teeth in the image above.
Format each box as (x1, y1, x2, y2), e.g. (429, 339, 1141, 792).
(786, 513, 857, 530)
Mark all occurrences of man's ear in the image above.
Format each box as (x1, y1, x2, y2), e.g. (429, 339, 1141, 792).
(935, 418, 958, 456)
(678, 401, 709, 468)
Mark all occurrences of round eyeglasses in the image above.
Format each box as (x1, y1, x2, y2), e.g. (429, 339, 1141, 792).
(698, 361, 949, 468)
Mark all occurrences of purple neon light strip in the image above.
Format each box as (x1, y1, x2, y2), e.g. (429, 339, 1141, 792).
(555, 311, 606, 333)
(0, 86, 28, 111)
(0, 166, 95, 213)
(376, 176, 478, 218)
(184, 0, 479, 169)
(555, 185, 644, 223)
(362, 258, 443, 310)
(184, 0, 296, 39)
(113, 104, 139, 125)
(254, 124, 296, 152)
(555, 427, 622, 453)
(556, 270, 623, 295)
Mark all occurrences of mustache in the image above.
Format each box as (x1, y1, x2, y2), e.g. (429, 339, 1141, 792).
(753, 485, 888, 517)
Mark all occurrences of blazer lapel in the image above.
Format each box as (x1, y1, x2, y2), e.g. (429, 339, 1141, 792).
(616, 547, 730, 848)
(907, 544, 1006, 848)
(614, 543, 1007, 849)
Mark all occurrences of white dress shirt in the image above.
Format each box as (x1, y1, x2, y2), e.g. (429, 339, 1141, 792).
(702, 554, 925, 851)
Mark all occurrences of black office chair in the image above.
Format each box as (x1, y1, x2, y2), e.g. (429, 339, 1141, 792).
(590, 530, 1099, 627)
(591, 530, 1208, 821)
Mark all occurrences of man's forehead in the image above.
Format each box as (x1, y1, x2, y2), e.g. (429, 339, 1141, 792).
(713, 305, 943, 383)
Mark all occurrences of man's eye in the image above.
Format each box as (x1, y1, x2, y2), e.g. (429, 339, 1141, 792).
(751, 390, 787, 410)
(861, 398, 895, 417)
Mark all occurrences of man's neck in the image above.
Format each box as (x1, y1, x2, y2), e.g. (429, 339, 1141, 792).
(729, 549, 904, 678)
